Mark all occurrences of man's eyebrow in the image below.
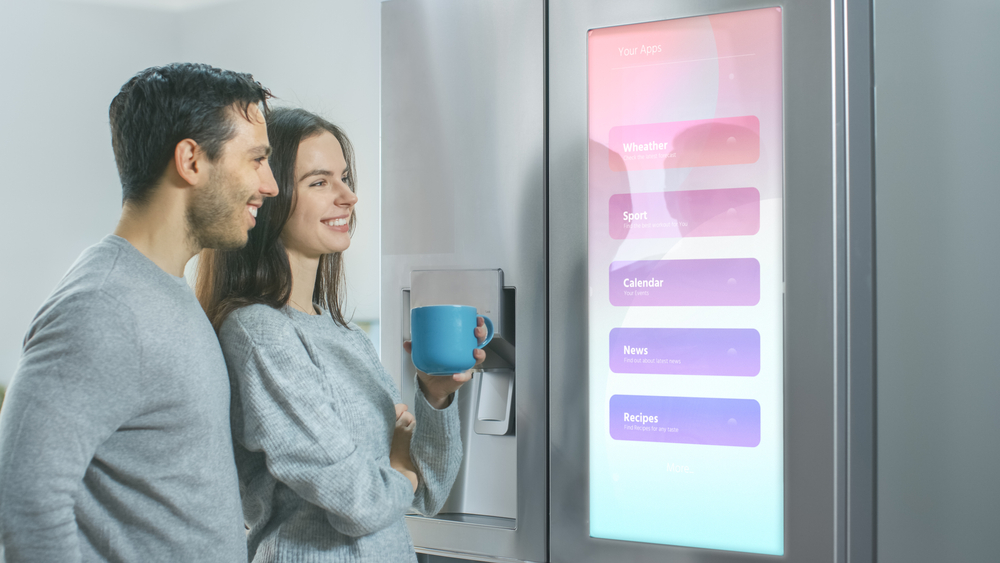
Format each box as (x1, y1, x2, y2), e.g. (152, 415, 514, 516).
(250, 145, 272, 157)
(298, 169, 332, 182)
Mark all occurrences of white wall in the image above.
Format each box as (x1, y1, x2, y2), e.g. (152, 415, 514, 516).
(0, 0, 178, 387)
(0, 0, 382, 387)
(875, 0, 1000, 561)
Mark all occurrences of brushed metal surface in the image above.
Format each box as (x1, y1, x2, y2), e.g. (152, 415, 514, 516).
(381, 0, 546, 561)
(548, 0, 855, 561)
(874, 1, 1000, 561)
(417, 548, 542, 563)
(844, 1, 875, 561)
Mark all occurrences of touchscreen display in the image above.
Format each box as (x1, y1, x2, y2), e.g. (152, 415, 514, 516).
(587, 8, 784, 555)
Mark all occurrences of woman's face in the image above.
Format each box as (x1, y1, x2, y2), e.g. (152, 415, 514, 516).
(281, 131, 358, 259)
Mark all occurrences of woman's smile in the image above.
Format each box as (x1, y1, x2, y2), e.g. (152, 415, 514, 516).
(321, 216, 350, 232)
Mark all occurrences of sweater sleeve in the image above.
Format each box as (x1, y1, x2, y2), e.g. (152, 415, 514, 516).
(0, 292, 142, 562)
(221, 313, 414, 537)
(408, 374, 464, 516)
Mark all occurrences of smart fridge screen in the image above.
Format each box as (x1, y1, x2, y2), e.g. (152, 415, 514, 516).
(587, 8, 784, 555)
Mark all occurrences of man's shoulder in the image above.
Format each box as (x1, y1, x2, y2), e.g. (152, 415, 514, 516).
(34, 239, 140, 321)
(25, 236, 191, 348)
(48, 236, 169, 305)
(26, 284, 137, 350)
(55, 237, 127, 294)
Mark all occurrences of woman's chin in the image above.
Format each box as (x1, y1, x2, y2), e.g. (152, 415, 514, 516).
(323, 241, 351, 255)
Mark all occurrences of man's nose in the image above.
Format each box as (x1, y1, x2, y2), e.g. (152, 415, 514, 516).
(260, 163, 279, 197)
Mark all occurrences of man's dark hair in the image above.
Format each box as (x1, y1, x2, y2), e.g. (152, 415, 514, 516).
(109, 63, 272, 205)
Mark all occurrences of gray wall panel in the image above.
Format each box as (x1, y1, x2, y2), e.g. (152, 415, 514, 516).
(875, 1, 1000, 561)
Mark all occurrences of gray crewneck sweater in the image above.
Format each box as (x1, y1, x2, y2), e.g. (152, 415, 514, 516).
(218, 304, 463, 563)
(0, 235, 246, 562)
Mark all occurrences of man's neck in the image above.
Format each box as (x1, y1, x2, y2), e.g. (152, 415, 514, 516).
(114, 197, 198, 278)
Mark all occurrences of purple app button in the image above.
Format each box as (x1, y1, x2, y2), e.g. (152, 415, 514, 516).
(609, 395, 761, 447)
(610, 328, 760, 376)
(609, 187, 760, 240)
(609, 258, 760, 306)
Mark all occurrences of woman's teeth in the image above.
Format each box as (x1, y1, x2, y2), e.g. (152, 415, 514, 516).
(323, 218, 348, 227)
(248, 206, 258, 218)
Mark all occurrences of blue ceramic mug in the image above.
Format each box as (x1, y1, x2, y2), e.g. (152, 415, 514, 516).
(410, 305, 494, 375)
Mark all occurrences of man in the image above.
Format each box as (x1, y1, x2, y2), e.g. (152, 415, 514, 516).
(0, 63, 278, 562)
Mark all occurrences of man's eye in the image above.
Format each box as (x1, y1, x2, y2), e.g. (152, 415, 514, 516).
(255, 157, 267, 164)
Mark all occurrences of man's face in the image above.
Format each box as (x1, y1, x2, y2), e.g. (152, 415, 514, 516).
(187, 103, 278, 250)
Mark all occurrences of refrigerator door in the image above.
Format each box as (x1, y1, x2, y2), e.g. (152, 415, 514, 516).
(381, 0, 546, 561)
(549, 0, 871, 562)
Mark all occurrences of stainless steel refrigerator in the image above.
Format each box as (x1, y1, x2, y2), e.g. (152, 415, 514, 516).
(381, 1, 875, 562)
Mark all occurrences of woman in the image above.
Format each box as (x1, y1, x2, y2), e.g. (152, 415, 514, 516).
(197, 107, 484, 562)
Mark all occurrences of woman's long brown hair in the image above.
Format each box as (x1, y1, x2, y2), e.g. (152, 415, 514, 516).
(196, 107, 357, 331)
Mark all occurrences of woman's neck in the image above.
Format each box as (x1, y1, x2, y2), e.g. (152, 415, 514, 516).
(286, 248, 321, 315)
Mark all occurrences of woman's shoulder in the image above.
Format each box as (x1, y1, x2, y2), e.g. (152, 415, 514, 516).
(220, 303, 298, 344)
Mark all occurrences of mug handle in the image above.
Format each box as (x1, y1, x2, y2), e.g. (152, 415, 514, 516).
(476, 316, 494, 349)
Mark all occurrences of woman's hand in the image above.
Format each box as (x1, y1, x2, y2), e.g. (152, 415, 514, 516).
(390, 403, 418, 493)
(403, 317, 488, 409)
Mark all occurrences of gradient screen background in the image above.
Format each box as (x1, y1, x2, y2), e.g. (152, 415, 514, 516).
(587, 8, 784, 555)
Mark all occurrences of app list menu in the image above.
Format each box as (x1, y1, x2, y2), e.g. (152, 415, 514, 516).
(587, 7, 784, 554)
(605, 182, 765, 447)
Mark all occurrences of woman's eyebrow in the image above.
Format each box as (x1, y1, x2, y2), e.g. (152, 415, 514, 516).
(298, 169, 332, 182)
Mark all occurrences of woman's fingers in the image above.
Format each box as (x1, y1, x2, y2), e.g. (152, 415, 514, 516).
(398, 411, 416, 430)
(403, 412, 415, 426)
(394, 403, 408, 420)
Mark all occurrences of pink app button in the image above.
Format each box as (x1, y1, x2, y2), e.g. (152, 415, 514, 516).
(608, 115, 760, 171)
(609, 187, 760, 239)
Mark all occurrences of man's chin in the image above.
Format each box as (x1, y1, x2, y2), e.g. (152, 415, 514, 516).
(199, 231, 250, 251)
(219, 232, 251, 251)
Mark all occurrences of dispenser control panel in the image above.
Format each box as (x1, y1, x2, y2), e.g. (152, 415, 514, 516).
(587, 8, 784, 555)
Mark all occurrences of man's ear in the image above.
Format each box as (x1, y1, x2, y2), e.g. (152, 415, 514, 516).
(174, 139, 205, 186)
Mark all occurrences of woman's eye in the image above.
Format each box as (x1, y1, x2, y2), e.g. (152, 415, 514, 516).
(311, 180, 327, 188)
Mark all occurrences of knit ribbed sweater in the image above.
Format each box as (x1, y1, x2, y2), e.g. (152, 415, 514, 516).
(218, 304, 463, 563)
(0, 235, 246, 562)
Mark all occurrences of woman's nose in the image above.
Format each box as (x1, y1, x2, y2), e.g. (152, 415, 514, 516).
(340, 186, 359, 206)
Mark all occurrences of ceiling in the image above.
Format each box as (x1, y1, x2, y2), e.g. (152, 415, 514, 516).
(58, 0, 243, 11)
